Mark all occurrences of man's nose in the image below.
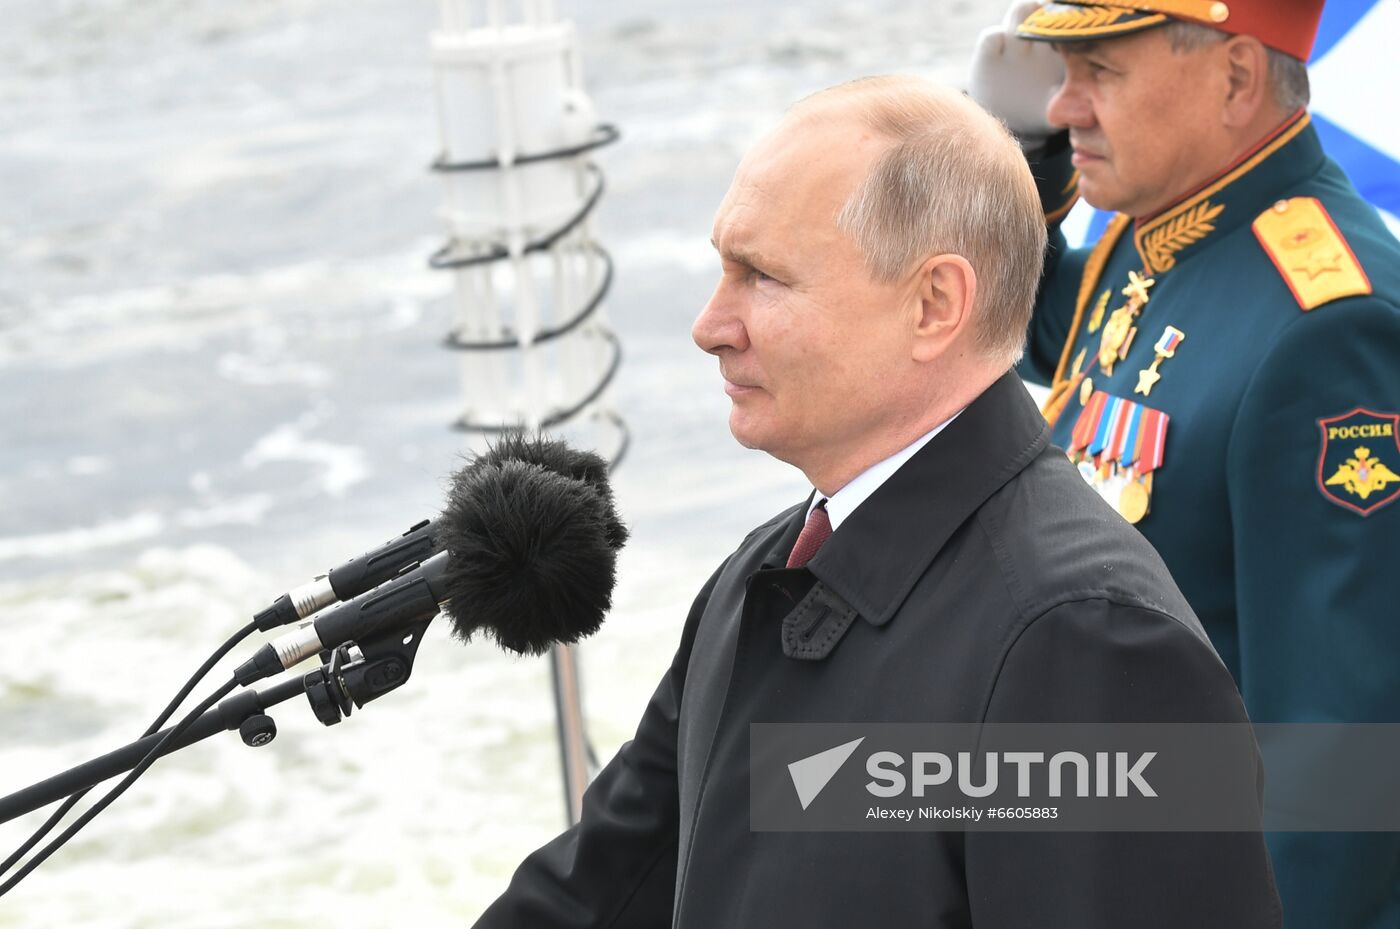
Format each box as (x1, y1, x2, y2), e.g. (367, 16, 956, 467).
(692, 281, 750, 355)
(1046, 77, 1092, 130)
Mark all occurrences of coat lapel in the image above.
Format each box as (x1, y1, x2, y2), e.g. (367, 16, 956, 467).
(809, 370, 1050, 629)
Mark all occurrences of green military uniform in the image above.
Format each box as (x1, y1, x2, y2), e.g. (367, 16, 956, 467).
(1019, 110, 1400, 928)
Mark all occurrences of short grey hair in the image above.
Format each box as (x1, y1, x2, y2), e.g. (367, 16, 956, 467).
(1163, 20, 1310, 112)
(793, 77, 1046, 367)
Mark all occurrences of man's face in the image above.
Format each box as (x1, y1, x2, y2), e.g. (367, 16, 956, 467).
(1046, 29, 1234, 217)
(691, 117, 922, 480)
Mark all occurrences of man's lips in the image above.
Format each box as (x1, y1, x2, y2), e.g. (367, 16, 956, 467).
(720, 371, 760, 396)
(1070, 143, 1107, 167)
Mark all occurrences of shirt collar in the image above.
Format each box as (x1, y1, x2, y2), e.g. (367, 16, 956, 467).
(779, 370, 1049, 627)
(805, 410, 963, 531)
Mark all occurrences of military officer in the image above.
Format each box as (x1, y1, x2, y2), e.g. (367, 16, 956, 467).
(969, 1, 1400, 926)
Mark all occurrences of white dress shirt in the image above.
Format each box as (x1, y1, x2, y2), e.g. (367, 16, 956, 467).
(805, 411, 963, 530)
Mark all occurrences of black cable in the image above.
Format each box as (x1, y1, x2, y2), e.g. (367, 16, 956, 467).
(428, 162, 606, 271)
(0, 621, 255, 882)
(0, 677, 238, 897)
(430, 122, 619, 172)
(599, 408, 630, 473)
(443, 243, 614, 350)
(453, 329, 623, 435)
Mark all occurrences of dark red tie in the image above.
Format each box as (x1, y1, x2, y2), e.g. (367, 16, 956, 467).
(787, 500, 832, 568)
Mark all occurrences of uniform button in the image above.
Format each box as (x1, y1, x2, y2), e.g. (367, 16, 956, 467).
(1273, 199, 1290, 213)
(1209, 1, 1229, 22)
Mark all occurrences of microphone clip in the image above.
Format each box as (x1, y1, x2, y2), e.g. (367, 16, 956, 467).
(302, 617, 434, 727)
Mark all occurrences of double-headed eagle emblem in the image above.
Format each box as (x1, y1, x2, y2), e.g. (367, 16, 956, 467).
(1325, 447, 1400, 501)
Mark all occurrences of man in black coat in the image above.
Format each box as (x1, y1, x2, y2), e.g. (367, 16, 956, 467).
(474, 75, 1281, 928)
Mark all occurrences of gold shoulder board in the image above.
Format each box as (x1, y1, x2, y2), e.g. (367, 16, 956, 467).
(1253, 197, 1372, 311)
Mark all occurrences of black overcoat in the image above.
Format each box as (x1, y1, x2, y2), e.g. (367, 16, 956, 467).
(475, 370, 1282, 928)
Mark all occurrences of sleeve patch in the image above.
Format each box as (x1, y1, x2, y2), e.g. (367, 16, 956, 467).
(1253, 197, 1372, 311)
(1316, 408, 1400, 516)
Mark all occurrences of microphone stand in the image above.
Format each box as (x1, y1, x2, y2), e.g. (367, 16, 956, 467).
(0, 617, 434, 826)
(0, 678, 302, 825)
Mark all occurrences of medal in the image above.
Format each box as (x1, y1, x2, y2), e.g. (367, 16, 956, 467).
(1120, 270, 1156, 306)
(1088, 289, 1110, 333)
(1118, 325, 1137, 360)
(1098, 306, 1134, 373)
(1097, 271, 1156, 375)
(1068, 390, 1170, 526)
(1119, 478, 1150, 524)
(1080, 376, 1094, 406)
(1123, 409, 1168, 523)
(1134, 326, 1185, 397)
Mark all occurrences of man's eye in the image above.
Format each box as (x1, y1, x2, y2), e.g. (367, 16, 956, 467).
(751, 269, 778, 285)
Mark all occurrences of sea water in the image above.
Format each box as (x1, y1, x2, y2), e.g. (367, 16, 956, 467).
(0, 1, 991, 924)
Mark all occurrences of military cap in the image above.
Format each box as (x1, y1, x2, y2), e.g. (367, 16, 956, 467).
(1016, 0, 1325, 61)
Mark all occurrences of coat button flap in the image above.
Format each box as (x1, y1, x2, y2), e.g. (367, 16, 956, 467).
(781, 582, 859, 660)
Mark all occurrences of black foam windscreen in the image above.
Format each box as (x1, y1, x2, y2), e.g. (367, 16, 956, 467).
(438, 448, 622, 656)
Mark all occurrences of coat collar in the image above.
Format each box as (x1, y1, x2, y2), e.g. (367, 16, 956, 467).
(777, 370, 1049, 627)
(1131, 110, 1322, 276)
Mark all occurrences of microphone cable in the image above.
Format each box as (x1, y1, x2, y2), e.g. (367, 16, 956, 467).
(0, 620, 257, 884)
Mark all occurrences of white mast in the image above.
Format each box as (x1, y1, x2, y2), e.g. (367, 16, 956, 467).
(428, 0, 624, 824)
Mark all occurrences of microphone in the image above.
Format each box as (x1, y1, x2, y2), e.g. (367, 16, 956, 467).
(234, 445, 627, 686)
(250, 434, 626, 632)
(252, 519, 443, 632)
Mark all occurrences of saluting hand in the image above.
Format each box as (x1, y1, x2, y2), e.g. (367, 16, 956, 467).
(967, 0, 1064, 150)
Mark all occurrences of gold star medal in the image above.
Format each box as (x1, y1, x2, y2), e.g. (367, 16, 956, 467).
(1134, 326, 1185, 397)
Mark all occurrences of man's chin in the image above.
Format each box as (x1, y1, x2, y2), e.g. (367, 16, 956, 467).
(727, 411, 760, 450)
(727, 411, 782, 455)
(1076, 177, 1130, 217)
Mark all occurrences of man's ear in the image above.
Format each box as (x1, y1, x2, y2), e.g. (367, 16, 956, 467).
(912, 254, 977, 363)
(1221, 36, 1273, 128)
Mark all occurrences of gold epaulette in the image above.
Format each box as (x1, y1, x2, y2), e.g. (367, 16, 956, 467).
(1252, 197, 1372, 311)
